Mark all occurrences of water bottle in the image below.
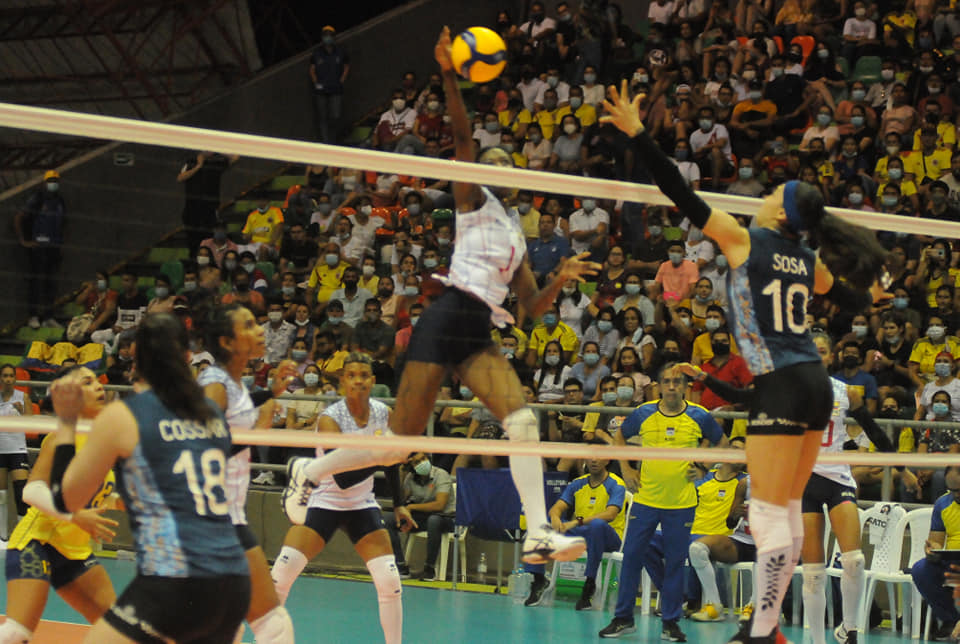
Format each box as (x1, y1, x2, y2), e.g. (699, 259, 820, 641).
(508, 568, 522, 603)
(478, 552, 488, 585)
(115, 549, 135, 561)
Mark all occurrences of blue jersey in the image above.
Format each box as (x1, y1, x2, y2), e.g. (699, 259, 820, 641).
(726, 228, 820, 375)
(117, 391, 247, 578)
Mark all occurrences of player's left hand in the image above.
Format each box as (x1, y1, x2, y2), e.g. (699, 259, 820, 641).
(272, 360, 298, 397)
(434, 26, 455, 72)
(557, 252, 602, 283)
(395, 506, 418, 533)
(50, 376, 85, 424)
(600, 80, 646, 138)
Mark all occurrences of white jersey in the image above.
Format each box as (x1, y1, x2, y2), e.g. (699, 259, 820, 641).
(730, 475, 754, 545)
(0, 390, 27, 454)
(197, 365, 258, 525)
(812, 377, 856, 488)
(441, 187, 526, 323)
(310, 399, 391, 511)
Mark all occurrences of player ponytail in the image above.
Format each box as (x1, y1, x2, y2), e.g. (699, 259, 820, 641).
(782, 180, 886, 290)
(136, 313, 215, 423)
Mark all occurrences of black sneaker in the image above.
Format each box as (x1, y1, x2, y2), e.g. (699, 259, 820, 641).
(397, 563, 411, 580)
(833, 624, 857, 644)
(726, 618, 785, 644)
(524, 575, 551, 607)
(661, 620, 686, 642)
(576, 577, 597, 611)
(419, 565, 436, 582)
(599, 617, 637, 638)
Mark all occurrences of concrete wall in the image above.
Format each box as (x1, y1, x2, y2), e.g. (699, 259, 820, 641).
(0, 0, 523, 326)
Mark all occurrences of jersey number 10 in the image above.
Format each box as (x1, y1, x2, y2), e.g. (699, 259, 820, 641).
(761, 278, 809, 334)
(173, 449, 229, 516)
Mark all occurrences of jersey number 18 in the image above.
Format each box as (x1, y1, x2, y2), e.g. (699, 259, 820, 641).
(761, 278, 809, 334)
(173, 449, 229, 516)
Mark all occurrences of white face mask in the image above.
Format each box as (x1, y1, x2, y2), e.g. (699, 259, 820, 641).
(268, 311, 283, 323)
(563, 123, 577, 135)
(393, 98, 406, 111)
(362, 265, 375, 277)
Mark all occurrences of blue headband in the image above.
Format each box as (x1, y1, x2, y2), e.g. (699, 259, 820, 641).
(782, 180, 806, 234)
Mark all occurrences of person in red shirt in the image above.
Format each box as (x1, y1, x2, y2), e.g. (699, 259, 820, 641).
(689, 327, 753, 417)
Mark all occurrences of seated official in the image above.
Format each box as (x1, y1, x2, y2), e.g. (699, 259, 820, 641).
(911, 467, 960, 640)
(382, 453, 455, 581)
(523, 458, 627, 611)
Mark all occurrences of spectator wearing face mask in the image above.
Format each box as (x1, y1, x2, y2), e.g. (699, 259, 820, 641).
(917, 351, 960, 423)
(522, 122, 552, 169)
(688, 106, 735, 190)
(725, 157, 766, 198)
(570, 341, 612, 401)
(909, 314, 960, 388)
(242, 195, 284, 257)
(199, 221, 238, 268)
(221, 268, 265, 317)
(316, 299, 353, 351)
(534, 340, 574, 406)
(582, 375, 636, 444)
(836, 312, 881, 356)
(309, 25, 349, 143)
(682, 227, 715, 270)
(582, 307, 621, 366)
(728, 79, 777, 160)
(925, 180, 960, 222)
(306, 242, 351, 305)
(765, 54, 815, 135)
(690, 305, 739, 365)
(671, 139, 701, 190)
(841, 1, 881, 64)
(832, 341, 880, 415)
(678, 278, 720, 332)
(877, 156, 920, 213)
(556, 86, 597, 129)
(655, 241, 699, 305)
(146, 274, 176, 315)
(527, 306, 580, 368)
(327, 265, 374, 328)
(912, 240, 960, 309)
(262, 299, 295, 365)
(909, 405, 960, 503)
(237, 251, 269, 293)
(373, 89, 416, 151)
(568, 197, 609, 263)
(513, 190, 541, 242)
(286, 363, 325, 430)
(549, 114, 585, 174)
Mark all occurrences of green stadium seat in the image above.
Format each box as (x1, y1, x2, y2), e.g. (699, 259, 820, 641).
(342, 126, 372, 146)
(147, 247, 189, 264)
(852, 56, 882, 83)
(58, 302, 84, 319)
(0, 355, 22, 368)
(269, 176, 303, 191)
(431, 208, 454, 223)
(160, 261, 184, 289)
(663, 226, 684, 241)
(137, 276, 154, 290)
(635, 18, 650, 39)
(255, 261, 276, 282)
(16, 327, 64, 344)
(371, 384, 391, 398)
(580, 282, 598, 297)
(109, 275, 123, 291)
(837, 56, 850, 78)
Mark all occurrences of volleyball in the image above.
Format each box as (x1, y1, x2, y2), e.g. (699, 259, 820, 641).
(451, 27, 507, 83)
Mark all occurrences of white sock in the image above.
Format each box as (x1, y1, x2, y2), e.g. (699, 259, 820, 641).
(366, 554, 403, 644)
(250, 606, 294, 644)
(802, 563, 827, 644)
(689, 541, 722, 608)
(788, 499, 803, 568)
(840, 550, 865, 632)
(750, 499, 792, 638)
(0, 617, 31, 644)
(503, 409, 547, 531)
(271, 546, 308, 605)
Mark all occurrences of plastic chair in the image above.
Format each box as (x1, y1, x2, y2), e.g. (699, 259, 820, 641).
(852, 56, 882, 84)
(790, 35, 816, 66)
(404, 483, 466, 582)
(160, 260, 184, 290)
(595, 495, 634, 611)
(716, 559, 756, 619)
(854, 502, 909, 634)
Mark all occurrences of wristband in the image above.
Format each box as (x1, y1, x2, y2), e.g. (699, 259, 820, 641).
(576, 516, 584, 527)
(250, 389, 275, 407)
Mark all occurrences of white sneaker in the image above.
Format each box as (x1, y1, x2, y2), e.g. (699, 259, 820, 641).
(28, 317, 40, 329)
(521, 525, 587, 564)
(42, 318, 63, 329)
(691, 603, 724, 622)
(252, 471, 275, 486)
(281, 457, 315, 525)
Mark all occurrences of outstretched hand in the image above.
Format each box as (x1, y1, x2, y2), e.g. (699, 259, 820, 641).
(600, 80, 645, 138)
(557, 252, 602, 283)
(50, 376, 85, 424)
(675, 362, 702, 380)
(434, 26, 455, 72)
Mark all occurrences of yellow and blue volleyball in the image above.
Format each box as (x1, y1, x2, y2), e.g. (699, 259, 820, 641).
(451, 27, 507, 83)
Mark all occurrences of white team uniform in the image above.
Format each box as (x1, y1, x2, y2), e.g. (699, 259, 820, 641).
(310, 399, 391, 512)
(812, 377, 856, 488)
(731, 475, 754, 546)
(438, 186, 526, 324)
(197, 365, 258, 525)
(0, 390, 28, 455)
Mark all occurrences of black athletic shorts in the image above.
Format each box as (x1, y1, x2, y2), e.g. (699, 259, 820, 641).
(6, 539, 98, 589)
(0, 453, 30, 470)
(802, 472, 858, 513)
(305, 507, 386, 544)
(747, 361, 833, 436)
(235, 523, 259, 551)
(732, 538, 756, 563)
(104, 574, 250, 644)
(405, 287, 495, 366)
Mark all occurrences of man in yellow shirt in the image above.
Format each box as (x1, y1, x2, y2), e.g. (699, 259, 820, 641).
(523, 458, 628, 610)
(526, 305, 579, 366)
(555, 86, 598, 129)
(242, 196, 284, 255)
(599, 364, 725, 640)
(907, 126, 953, 185)
(532, 88, 561, 140)
(306, 241, 352, 305)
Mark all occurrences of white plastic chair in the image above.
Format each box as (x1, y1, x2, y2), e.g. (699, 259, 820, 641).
(596, 495, 634, 612)
(404, 483, 466, 582)
(715, 559, 756, 620)
(853, 502, 909, 635)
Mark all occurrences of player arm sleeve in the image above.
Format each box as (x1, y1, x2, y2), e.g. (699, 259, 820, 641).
(701, 373, 756, 406)
(632, 131, 713, 229)
(847, 406, 904, 471)
(383, 464, 405, 509)
(249, 390, 275, 407)
(49, 444, 76, 514)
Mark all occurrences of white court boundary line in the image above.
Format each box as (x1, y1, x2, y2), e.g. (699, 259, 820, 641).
(0, 101, 956, 237)
(1, 416, 955, 468)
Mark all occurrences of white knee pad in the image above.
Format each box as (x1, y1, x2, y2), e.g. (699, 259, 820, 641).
(271, 546, 307, 605)
(0, 618, 32, 644)
(688, 540, 712, 571)
(504, 408, 539, 442)
(840, 549, 865, 578)
(366, 554, 403, 602)
(802, 563, 826, 596)
(749, 499, 792, 553)
(249, 606, 294, 644)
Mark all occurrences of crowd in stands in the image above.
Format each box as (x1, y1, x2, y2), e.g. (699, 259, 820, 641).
(9, 0, 960, 633)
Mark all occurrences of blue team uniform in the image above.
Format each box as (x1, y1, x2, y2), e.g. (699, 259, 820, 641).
(118, 391, 247, 578)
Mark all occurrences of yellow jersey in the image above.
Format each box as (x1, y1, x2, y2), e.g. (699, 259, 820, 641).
(690, 470, 745, 536)
(9, 434, 116, 560)
(561, 472, 629, 538)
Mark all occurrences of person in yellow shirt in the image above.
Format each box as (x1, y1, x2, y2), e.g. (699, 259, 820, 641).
(599, 364, 725, 640)
(523, 458, 628, 610)
(909, 318, 960, 387)
(555, 86, 598, 129)
(526, 305, 580, 366)
(906, 126, 953, 185)
(533, 88, 561, 140)
(912, 105, 957, 151)
(498, 94, 532, 139)
(690, 306, 740, 365)
(500, 130, 529, 169)
(242, 196, 285, 253)
(1, 366, 121, 643)
(306, 241, 352, 305)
